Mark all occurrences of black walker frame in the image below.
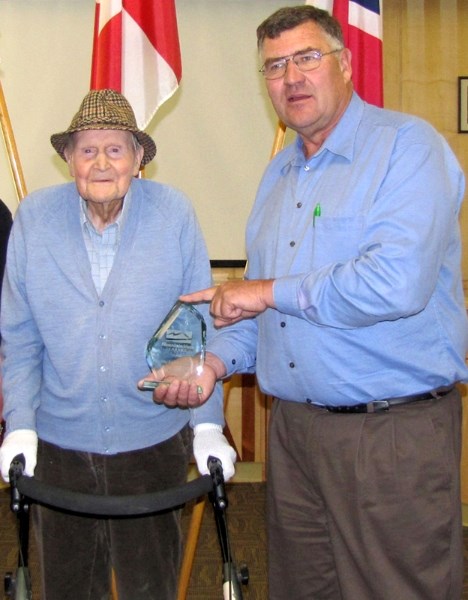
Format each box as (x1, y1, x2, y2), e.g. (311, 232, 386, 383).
(4, 454, 248, 600)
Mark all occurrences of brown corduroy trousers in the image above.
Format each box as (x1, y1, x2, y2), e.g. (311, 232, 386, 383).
(267, 390, 463, 600)
(32, 427, 191, 600)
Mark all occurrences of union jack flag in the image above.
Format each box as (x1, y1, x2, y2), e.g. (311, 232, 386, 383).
(306, 0, 383, 106)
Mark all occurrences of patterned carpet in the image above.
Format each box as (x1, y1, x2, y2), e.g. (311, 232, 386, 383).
(1, 482, 467, 599)
(0, 482, 266, 600)
(182, 483, 267, 599)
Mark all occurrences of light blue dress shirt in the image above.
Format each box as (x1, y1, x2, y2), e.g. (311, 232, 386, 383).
(209, 93, 468, 406)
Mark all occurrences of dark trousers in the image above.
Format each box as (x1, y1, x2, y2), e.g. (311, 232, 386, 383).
(267, 389, 463, 600)
(33, 427, 192, 600)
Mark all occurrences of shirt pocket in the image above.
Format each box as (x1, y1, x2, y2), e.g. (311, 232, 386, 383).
(310, 215, 366, 269)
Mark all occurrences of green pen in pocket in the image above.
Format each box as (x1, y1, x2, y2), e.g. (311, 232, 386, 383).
(313, 203, 321, 227)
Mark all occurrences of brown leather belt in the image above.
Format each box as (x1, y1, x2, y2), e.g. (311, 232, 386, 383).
(324, 385, 455, 414)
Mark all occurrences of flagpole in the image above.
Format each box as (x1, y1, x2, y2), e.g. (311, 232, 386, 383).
(0, 81, 27, 202)
(270, 120, 287, 158)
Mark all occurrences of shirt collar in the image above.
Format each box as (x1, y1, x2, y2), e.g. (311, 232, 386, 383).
(285, 92, 364, 171)
(80, 187, 132, 233)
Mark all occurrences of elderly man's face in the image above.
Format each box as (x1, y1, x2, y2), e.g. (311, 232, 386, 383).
(65, 129, 144, 208)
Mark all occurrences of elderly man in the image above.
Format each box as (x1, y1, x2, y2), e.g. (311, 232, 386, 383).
(148, 6, 468, 600)
(0, 89, 235, 600)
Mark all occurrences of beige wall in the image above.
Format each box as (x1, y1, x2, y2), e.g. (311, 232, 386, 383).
(1, 1, 467, 263)
(0, 0, 299, 261)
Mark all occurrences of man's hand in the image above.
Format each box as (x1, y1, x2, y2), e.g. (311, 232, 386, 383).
(0, 429, 38, 482)
(137, 352, 225, 408)
(181, 279, 275, 327)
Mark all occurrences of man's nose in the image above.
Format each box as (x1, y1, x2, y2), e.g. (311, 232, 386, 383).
(94, 151, 109, 168)
(283, 58, 305, 84)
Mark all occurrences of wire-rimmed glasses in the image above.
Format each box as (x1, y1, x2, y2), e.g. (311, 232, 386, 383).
(259, 47, 343, 80)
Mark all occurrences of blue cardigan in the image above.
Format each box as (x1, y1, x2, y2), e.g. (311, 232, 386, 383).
(1, 178, 224, 454)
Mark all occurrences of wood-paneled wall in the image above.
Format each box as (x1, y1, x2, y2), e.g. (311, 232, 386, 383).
(383, 0, 468, 278)
(383, 1, 468, 505)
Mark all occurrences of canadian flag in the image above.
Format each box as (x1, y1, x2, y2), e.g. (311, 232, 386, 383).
(306, 0, 383, 106)
(90, 0, 182, 129)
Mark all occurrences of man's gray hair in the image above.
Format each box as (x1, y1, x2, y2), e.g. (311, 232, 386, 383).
(257, 5, 344, 50)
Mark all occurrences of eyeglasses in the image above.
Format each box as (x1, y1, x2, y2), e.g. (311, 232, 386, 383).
(259, 48, 343, 80)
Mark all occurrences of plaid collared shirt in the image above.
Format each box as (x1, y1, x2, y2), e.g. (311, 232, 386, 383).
(80, 192, 130, 295)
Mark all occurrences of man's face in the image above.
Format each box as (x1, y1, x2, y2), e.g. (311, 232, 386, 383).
(260, 22, 352, 141)
(65, 129, 144, 207)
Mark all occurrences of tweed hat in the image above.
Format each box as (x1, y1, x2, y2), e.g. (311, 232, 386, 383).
(50, 89, 157, 167)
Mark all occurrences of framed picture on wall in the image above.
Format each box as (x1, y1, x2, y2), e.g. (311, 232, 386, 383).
(458, 77, 468, 133)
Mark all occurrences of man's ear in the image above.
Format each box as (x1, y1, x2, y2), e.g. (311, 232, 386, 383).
(134, 146, 145, 176)
(340, 48, 353, 83)
(63, 148, 75, 177)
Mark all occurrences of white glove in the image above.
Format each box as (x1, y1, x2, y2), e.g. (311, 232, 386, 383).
(0, 429, 38, 482)
(193, 423, 237, 481)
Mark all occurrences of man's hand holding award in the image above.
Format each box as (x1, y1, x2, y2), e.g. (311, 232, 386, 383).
(138, 301, 217, 407)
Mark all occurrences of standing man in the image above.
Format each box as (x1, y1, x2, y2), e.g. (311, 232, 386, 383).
(0, 89, 235, 600)
(149, 6, 468, 600)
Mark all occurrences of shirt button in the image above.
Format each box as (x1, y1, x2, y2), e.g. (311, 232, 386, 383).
(289, 362, 295, 368)
(99, 300, 105, 307)
(289, 241, 295, 247)
(99, 334, 106, 340)
(100, 365, 106, 372)
(280, 322, 286, 328)
(306, 398, 313, 404)
(231, 359, 236, 365)
(296, 202, 302, 208)
(304, 165, 310, 171)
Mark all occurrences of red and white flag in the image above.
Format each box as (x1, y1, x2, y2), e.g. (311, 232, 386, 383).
(306, 0, 383, 106)
(90, 0, 182, 129)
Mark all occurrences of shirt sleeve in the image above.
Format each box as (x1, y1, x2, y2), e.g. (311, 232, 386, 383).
(207, 317, 258, 379)
(274, 126, 465, 329)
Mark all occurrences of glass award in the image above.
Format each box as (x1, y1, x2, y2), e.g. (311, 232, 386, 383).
(140, 301, 206, 391)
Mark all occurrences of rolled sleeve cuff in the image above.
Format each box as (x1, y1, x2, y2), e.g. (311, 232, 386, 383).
(273, 275, 303, 318)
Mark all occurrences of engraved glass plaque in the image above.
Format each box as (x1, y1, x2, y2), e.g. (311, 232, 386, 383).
(140, 301, 206, 390)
